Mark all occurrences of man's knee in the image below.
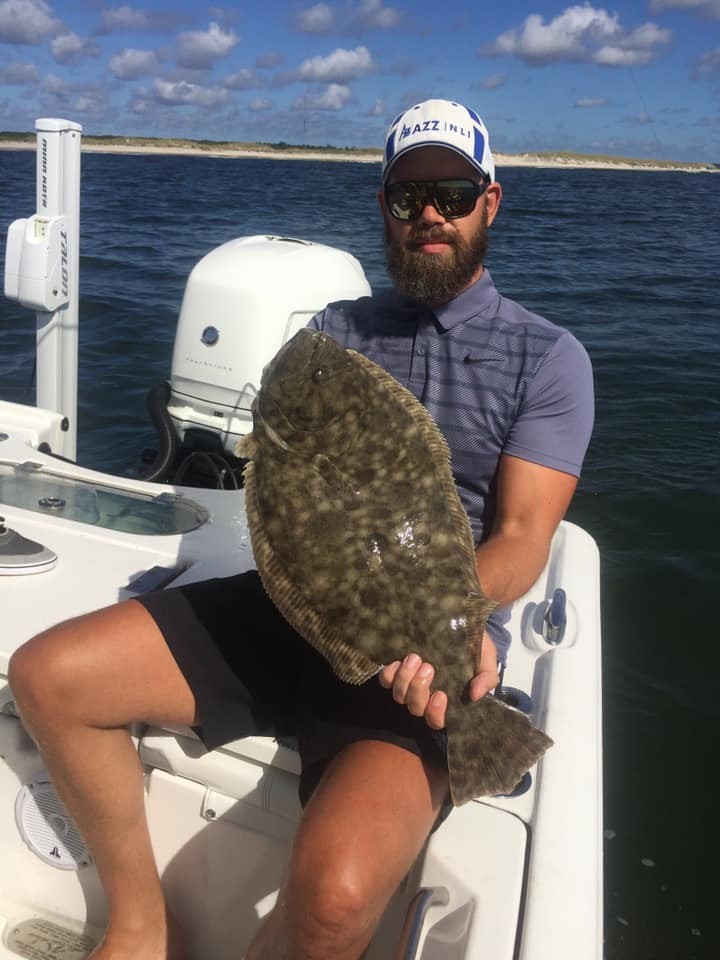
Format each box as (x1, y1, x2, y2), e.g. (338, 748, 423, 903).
(8, 624, 81, 723)
(283, 843, 382, 953)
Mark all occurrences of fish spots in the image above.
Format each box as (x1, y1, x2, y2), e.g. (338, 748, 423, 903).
(243, 330, 552, 802)
(354, 466, 376, 485)
(439, 592, 464, 613)
(359, 586, 382, 609)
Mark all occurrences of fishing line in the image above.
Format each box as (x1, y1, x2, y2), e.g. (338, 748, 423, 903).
(626, 66, 665, 158)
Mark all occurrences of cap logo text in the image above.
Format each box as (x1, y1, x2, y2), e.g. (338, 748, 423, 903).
(399, 120, 471, 141)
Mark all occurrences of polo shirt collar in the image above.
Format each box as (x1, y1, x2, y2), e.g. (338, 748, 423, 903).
(378, 269, 501, 332)
(432, 269, 501, 331)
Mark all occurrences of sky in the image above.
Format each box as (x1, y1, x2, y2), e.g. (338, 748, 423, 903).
(0, 1, 718, 162)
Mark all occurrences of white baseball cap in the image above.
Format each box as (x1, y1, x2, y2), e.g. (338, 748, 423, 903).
(382, 99, 495, 183)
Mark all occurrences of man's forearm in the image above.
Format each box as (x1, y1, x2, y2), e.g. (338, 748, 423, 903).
(474, 531, 552, 608)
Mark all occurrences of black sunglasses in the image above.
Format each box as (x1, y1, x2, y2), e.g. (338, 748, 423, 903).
(384, 177, 490, 222)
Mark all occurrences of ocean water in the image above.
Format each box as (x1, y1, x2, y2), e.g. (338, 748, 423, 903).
(1, 148, 719, 958)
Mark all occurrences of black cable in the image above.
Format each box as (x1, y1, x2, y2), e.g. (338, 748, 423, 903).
(172, 450, 241, 489)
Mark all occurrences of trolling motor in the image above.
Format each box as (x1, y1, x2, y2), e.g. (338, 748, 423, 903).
(137, 235, 372, 489)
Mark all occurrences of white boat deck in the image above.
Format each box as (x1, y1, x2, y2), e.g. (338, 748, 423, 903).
(0, 420, 602, 959)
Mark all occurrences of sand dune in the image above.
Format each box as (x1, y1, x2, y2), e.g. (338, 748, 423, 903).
(0, 137, 716, 173)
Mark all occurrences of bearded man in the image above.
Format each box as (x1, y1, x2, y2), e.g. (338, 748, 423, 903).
(9, 99, 594, 960)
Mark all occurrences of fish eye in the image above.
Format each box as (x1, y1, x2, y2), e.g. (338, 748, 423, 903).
(311, 367, 326, 382)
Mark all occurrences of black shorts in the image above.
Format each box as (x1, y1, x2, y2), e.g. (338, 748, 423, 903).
(137, 570, 450, 808)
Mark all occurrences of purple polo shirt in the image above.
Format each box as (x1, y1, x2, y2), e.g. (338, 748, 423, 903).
(310, 270, 594, 659)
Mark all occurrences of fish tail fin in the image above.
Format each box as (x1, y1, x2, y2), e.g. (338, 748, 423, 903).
(445, 696, 553, 805)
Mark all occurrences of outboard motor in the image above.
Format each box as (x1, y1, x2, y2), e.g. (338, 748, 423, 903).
(141, 235, 371, 486)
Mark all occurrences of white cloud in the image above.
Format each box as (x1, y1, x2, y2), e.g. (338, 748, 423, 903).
(575, 96, 610, 107)
(296, 3, 335, 32)
(622, 23, 672, 50)
(248, 97, 272, 112)
(477, 72, 508, 90)
(594, 23, 671, 66)
(592, 46, 653, 66)
(297, 45, 374, 82)
(0, 61, 38, 83)
(297, 83, 352, 110)
(109, 48, 160, 80)
(42, 73, 68, 97)
(73, 91, 106, 114)
(223, 68, 259, 90)
(176, 21, 239, 70)
(355, 0, 402, 28)
(152, 77, 230, 107)
(296, 1, 402, 33)
(692, 46, 720, 76)
(98, 5, 176, 35)
(363, 97, 386, 116)
(482, 5, 671, 66)
(649, 0, 720, 17)
(40, 72, 105, 114)
(0, 0, 62, 44)
(51, 31, 100, 65)
(99, 5, 152, 32)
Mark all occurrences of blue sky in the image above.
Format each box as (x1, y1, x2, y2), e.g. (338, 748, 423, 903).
(0, 1, 718, 161)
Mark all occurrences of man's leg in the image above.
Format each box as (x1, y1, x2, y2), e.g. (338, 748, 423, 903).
(247, 739, 448, 960)
(8, 600, 197, 960)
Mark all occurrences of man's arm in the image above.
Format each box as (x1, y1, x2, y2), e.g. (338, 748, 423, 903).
(379, 454, 578, 726)
(474, 453, 578, 605)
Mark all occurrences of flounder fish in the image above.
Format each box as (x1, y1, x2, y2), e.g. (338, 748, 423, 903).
(236, 328, 552, 804)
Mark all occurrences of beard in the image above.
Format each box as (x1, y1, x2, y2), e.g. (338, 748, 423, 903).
(384, 206, 489, 308)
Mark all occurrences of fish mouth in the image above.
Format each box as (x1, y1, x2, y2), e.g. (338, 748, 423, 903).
(254, 393, 296, 449)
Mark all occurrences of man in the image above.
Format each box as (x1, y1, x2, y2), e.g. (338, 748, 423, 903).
(8, 99, 593, 960)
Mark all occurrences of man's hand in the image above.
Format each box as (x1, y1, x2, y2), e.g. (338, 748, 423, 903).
(378, 632, 499, 730)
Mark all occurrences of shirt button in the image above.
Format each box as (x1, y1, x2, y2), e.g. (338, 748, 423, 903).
(416, 346, 426, 356)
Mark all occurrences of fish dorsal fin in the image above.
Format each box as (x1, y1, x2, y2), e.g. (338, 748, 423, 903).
(243, 460, 380, 685)
(348, 349, 478, 574)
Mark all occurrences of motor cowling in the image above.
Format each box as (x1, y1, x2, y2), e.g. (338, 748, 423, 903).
(166, 235, 372, 457)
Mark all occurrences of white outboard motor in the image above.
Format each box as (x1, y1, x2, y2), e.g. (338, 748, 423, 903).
(166, 235, 371, 459)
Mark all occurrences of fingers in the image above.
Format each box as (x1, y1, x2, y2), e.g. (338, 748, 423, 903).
(378, 633, 500, 732)
(379, 653, 443, 723)
(423, 690, 447, 731)
(468, 632, 500, 701)
(379, 654, 430, 709)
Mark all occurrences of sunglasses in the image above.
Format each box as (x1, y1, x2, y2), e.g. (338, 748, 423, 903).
(384, 178, 490, 222)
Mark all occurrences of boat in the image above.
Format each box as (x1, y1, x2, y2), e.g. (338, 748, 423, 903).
(0, 120, 603, 959)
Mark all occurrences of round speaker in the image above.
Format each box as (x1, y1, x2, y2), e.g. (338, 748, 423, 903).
(15, 776, 91, 870)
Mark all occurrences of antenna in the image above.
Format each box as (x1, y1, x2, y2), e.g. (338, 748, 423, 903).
(626, 67, 665, 159)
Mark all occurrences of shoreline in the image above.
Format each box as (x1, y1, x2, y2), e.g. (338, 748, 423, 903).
(0, 138, 716, 173)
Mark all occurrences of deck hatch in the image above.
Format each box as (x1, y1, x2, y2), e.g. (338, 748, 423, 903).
(0, 462, 208, 535)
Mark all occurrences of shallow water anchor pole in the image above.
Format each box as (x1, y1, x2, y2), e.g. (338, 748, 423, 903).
(3, 118, 82, 460)
(34, 118, 82, 461)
